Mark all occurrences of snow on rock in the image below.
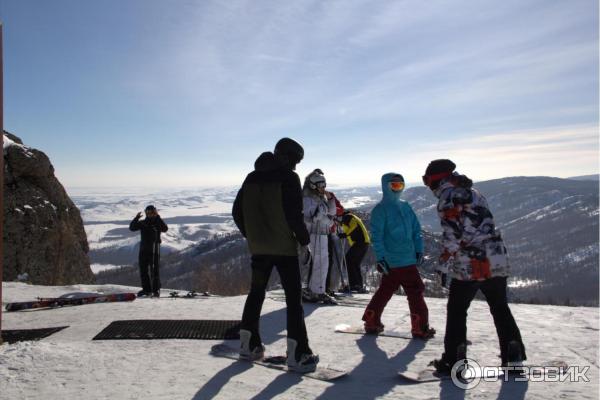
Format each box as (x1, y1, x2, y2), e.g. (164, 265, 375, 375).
(1, 282, 598, 399)
(90, 264, 123, 274)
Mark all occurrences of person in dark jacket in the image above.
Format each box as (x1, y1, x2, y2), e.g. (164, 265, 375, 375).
(423, 159, 526, 374)
(129, 205, 168, 297)
(232, 137, 319, 373)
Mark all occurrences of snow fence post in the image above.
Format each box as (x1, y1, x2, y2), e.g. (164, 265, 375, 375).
(0, 22, 4, 345)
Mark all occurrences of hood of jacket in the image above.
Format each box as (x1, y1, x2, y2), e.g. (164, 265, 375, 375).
(433, 173, 473, 198)
(254, 152, 282, 172)
(381, 172, 403, 203)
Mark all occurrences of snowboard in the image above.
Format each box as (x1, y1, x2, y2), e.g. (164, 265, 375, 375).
(5, 293, 137, 312)
(209, 343, 347, 381)
(399, 366, 503, 383)
(335, 323, 416, 339)
(335, 324, 472, 344)
(269, 294, 367, 308)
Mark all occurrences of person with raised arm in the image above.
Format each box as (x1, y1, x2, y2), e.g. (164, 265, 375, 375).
(129, 205, 168, 298)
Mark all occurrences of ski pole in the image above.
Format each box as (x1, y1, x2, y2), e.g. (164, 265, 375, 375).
(331, 228, 348, 289)
(339, 235, 350, 288)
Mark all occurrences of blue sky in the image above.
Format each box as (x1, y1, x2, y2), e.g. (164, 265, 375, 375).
(1, 0, 598, 188)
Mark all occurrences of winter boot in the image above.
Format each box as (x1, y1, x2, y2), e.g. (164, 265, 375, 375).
(362, 309, 384, 334)
(410, 314, 436, 339)
(239, 329, 265, 361)
(137, 290, 149, 297)
(286, 338, 319, 373)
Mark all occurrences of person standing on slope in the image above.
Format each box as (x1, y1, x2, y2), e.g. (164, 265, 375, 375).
(232, 138, 319, 373)
(129, 205, 168, 297)
(302, 169, 337, 304)
(337, 211, 370, 293)
(422, 159, 526, 374)
(363, 173, 435, 339)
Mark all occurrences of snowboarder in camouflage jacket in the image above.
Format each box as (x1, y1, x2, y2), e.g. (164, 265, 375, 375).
(423, 159, 526, 374)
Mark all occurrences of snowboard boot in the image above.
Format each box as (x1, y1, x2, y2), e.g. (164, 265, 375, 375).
(362, 309, 384, 334)
(430, 357, 453, 375)
(137, 290, 149, 297)
(504, 340, 525, 375)
(410, 314, 436, 339)
(431, 342, 468, 375)
(286, 338, 319, 373)
(351, 285, 368, 294)
(152, 291, 160, 298)
(239, 329, 265, 361)
(302, 288, 318, 303)
(412, 325, 436, 339)
(316, 293, 338, 305)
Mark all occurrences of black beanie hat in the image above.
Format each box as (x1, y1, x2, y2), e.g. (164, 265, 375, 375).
(425, 159, 456, 176)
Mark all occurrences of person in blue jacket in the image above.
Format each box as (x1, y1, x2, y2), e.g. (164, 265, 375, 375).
(362, 173, 435, 338)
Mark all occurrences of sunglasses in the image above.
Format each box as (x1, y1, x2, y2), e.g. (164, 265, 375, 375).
(389, 181, 405, 191)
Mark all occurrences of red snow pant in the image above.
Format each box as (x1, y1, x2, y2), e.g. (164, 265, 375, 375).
(363, 265, 429, 331)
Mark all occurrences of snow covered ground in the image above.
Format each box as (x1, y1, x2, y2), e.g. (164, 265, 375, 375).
(1, 282, 598, 399)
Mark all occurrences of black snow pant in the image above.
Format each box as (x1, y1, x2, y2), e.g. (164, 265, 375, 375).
(346, 243, 368, 289)
(139, 243, 161, 293)
(241, 255, 312, 357)
(444, 276, 526, 365)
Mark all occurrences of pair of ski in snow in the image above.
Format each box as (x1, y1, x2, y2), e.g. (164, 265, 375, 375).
(4, 292, 136, 312)
(168, 290, 211, 298)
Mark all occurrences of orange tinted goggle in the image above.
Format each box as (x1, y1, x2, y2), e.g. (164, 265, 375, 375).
(389, 181, 405, 191)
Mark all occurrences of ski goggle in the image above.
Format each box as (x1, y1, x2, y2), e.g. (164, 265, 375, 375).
(389, 181, 405, 192)
(315, 181, 326, 189)
(422, 172, 451, 187)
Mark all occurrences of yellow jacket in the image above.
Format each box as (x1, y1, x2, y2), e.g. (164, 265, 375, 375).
(341, 213, 371, 247)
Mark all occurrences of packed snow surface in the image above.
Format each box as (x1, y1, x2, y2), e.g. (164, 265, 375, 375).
(1, 282, 598, 399)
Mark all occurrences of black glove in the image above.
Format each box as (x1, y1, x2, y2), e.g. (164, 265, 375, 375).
(337, 232, 347, 239)
(376, 259, 390, 275)
(436, 270, 448, 288)
(416, 252, 423, 266)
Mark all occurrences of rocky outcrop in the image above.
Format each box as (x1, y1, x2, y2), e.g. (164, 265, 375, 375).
(3, 131, 94, 284)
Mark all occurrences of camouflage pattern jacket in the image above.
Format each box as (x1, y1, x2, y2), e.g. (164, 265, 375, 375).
(434, 176, 510, 281)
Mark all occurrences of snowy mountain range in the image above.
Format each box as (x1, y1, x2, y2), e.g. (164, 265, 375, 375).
(79, 176, 599, 306)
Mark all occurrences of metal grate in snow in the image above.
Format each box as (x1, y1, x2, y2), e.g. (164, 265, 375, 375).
(1, 326, 68, 343)
(92, 320, 241, 340)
